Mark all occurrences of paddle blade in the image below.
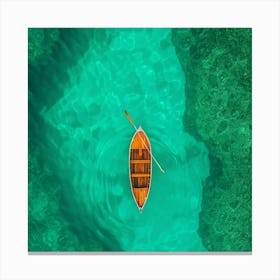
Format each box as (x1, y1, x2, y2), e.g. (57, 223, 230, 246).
(124, 110, 136, 127)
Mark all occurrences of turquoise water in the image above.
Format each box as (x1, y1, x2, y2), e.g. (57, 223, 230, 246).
(29, 28, 209, 251)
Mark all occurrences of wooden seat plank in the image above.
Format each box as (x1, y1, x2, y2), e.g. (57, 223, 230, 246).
(131, 160, 151, 163)
(131, 173, 150, 177)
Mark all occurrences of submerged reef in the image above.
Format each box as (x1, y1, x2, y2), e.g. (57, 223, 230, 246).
(172, 28, 252, 251)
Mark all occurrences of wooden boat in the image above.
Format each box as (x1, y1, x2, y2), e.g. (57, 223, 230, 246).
(129, 126, 152, 212)
(125, 110, 164, 212)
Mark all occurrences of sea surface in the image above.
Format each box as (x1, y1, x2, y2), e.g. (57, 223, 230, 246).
(28, 28, 209, 251)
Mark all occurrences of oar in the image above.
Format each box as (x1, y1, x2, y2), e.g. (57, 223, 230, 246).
(124, 110, 165, 174)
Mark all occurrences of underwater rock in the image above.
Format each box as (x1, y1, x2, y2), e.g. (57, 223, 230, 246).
(28, 28, 60, 67)
(172, 28, 252, 251)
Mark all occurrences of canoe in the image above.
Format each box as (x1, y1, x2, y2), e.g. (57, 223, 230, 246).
(129, 126, 152, 212)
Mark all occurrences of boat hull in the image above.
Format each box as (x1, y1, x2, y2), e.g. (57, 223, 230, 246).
(129, 127, 152, 211)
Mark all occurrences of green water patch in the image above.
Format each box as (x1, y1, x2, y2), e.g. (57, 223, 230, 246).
(28, 28, 210, 251)
(172, 28, 252, 251)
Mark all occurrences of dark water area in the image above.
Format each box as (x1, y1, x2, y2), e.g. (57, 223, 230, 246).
(172, 28, 252, 251)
